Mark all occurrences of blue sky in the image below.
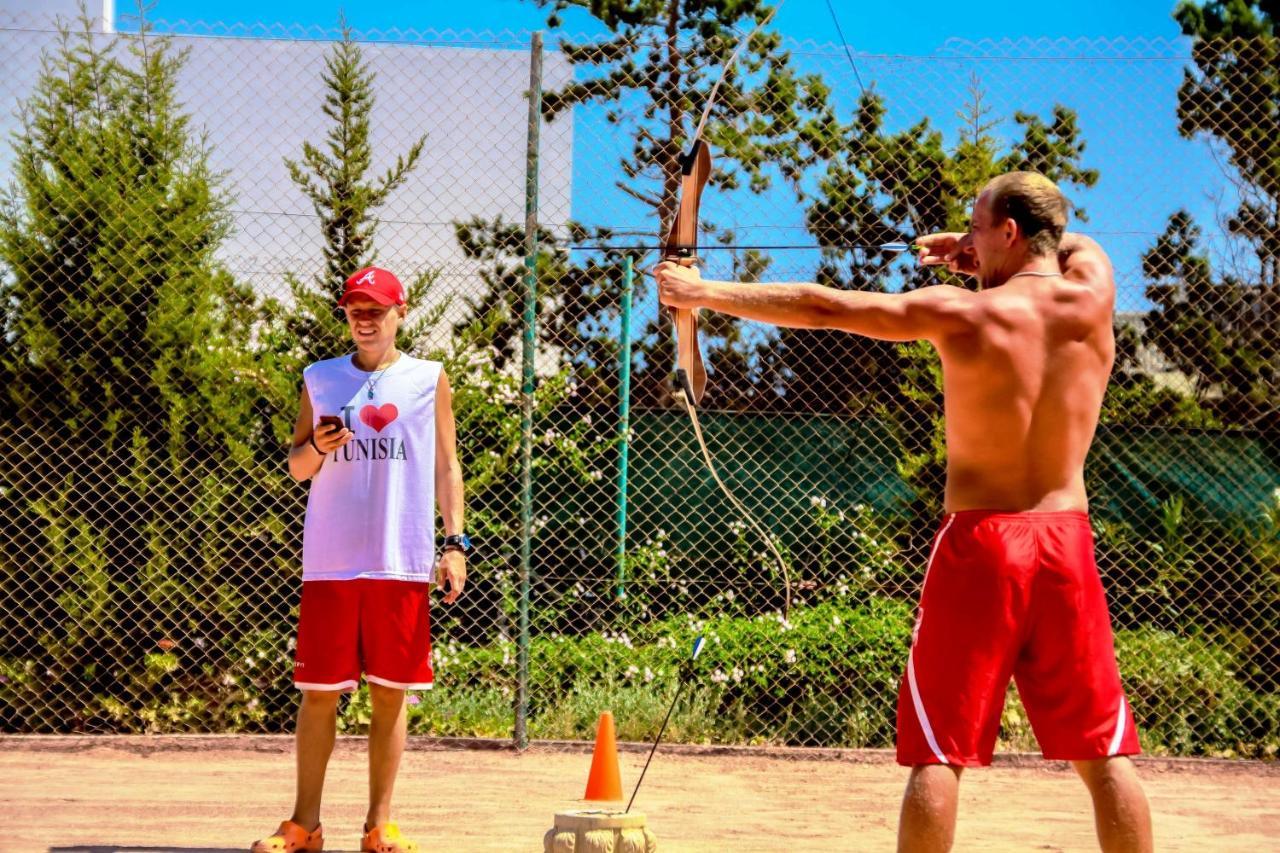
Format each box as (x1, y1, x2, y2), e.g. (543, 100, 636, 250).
(125, 1, 1188, 49)
(117, 1, 1228, 313)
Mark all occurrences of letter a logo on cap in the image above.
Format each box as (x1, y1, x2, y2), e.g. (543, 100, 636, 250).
(339, 266, 405, 306)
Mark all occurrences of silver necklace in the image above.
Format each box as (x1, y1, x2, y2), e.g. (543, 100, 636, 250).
(1007, 270, 1062, 280)
(359, 353, 399, 400)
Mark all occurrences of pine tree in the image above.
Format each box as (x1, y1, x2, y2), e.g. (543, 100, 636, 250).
(1140, 210, 1278, 426)
(459, 0, 838, 409)
(1141, 1, 1280, 428)
(1175, 1, 1278, 289)
(0, 11, 284, 730)
(279, 25, 432, 363)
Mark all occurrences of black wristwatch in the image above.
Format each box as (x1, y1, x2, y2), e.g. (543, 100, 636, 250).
(441, 533, 473, 557)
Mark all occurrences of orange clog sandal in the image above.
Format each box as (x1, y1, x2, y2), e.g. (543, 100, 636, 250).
(251, 820, 324, 853)
(361, 821, 419, 853)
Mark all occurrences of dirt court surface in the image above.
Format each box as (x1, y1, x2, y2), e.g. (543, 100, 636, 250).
(1, 736, 1276, 852)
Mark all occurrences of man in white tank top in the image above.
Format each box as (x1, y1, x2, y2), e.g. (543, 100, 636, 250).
(252, 267, 469, 853)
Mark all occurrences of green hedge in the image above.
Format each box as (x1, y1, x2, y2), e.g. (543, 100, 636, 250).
(363, 599, 1277, 757)
(7, 595, 1274, 758)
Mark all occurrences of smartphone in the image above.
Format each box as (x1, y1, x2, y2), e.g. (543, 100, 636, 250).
(318, 414, 344, 433)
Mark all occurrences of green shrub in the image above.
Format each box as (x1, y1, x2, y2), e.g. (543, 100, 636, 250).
(1118, 627, 1280, 758)
(997, 627, 1280, 758)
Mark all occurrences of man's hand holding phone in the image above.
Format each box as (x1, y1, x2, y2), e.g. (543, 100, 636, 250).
(311, 414, 353, 455)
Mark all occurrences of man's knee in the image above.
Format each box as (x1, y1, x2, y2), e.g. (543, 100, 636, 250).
(368, 682, 407, 712)
(904, 765, 964, 805)
(300, 689, 343, 710)
(1072, 756, 1139, 792)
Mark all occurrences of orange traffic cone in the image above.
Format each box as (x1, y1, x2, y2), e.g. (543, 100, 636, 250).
(583, 711, 624, 801)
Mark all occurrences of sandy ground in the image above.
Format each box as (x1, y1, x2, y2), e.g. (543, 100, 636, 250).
(1, 736, 1277, 852)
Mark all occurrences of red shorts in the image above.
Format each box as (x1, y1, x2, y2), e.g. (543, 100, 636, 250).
(293, 579, 433, 691)
(897, 510, 1140, 766)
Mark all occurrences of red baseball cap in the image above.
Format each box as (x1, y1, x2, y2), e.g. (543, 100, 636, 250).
(339, 266, 406, 306)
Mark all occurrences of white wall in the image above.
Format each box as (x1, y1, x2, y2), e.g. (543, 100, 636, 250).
(0, 6, 574, 327)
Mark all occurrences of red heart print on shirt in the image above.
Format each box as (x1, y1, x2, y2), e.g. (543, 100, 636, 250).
(359, 403, 399, 433)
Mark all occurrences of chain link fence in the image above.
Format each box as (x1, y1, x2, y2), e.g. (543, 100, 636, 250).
(0, 9, 1276, 759)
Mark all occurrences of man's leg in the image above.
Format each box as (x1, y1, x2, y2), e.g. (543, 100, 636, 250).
(1015, 520, 1149, 851)
(291, 690, 342, 831)
(366, 682, 409, 830)
(897, 765, 963, 853)
(1073, 757, 1153, 853)
(896, 514, 1023, 851)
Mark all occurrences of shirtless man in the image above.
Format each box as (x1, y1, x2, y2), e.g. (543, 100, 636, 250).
(654, 171, 1153, 853)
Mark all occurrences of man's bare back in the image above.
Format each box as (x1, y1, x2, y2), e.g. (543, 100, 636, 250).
(936, 264, 1115, 513)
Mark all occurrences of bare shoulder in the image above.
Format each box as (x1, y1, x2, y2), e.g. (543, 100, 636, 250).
(1058, 234, 1116, 310)
(903, 283, 985, 340)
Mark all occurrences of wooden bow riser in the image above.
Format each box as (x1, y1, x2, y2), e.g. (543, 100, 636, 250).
(662, 141, 711, 406)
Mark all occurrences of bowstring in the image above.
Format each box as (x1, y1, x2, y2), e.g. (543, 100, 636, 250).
(823, 0, 869, 98)
(673, 1, 793, 618)
(675, 389, 792, 617)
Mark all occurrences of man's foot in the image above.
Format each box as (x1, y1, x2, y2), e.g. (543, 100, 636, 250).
(361, 821, 419, 853)
(251, 820, 324, 853)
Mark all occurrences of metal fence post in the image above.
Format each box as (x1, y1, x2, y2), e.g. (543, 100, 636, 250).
(516, 30, 542, 752)
(616, 256, 634, 600)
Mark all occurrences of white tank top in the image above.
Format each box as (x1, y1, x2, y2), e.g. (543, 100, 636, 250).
(301, 353, 441, 582)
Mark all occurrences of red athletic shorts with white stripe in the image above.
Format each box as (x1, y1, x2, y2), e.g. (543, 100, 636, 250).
(293, 579, 433, 692)
(896, 510, 1140, 766)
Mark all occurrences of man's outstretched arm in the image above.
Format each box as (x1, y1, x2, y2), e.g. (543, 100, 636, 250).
(654, 262, 978, 343)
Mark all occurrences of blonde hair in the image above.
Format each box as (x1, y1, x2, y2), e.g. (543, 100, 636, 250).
(984, 171, 1069, 256)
